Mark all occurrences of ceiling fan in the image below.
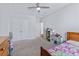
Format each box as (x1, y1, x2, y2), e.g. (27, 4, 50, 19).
(27, 3, 50, 12)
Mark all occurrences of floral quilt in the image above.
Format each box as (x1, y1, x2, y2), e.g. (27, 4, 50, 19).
(48, 40, 79, 56)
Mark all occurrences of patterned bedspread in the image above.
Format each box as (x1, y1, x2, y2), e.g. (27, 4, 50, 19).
(48, 40, 79, 56)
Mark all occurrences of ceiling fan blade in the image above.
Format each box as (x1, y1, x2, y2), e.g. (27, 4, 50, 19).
(28, 7, 37, 9)
(40, 6, 50, 8)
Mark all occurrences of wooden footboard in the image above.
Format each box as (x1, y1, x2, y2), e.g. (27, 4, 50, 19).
(40, 47, 51, 56)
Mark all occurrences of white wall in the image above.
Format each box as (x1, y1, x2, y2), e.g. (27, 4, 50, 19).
(0, 4, 10, 36)
(44, 4, 79, 41)
(0, 4, 41, 41)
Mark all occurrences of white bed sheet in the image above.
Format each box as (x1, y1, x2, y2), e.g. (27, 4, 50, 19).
(67, 40, 79, 46)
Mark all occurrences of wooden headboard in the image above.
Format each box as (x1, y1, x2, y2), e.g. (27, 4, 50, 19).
(67, 32, 79, 41)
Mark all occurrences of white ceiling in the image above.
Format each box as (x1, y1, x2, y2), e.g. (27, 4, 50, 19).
(32, 3, 70, 18)
(0, 3, 71, 19)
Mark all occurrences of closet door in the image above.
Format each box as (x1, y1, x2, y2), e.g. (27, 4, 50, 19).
(10, 18, 29, 41)
(20, 19, 29, 40)
(10, 16, 41, 41)
(10, 19, 21, 41)
(21, 17, 41, 40)
(10, 17, 30, 41)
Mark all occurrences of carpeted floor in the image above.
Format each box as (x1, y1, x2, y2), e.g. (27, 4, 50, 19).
(13, 37, 41, 56)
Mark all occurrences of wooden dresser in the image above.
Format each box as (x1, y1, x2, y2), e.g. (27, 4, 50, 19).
(0, 37, 9, 56)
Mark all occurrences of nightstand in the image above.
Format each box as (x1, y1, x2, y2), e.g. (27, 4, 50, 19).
(41, 47, 51, 56)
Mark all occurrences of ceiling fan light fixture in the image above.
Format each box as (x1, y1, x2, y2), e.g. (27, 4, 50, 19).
(37, 7, 40, 11)
(28, 3, 50, 12)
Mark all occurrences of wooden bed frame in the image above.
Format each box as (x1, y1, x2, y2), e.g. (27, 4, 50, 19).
(67, 32, 79, 41)
(41, 32, 79, 56)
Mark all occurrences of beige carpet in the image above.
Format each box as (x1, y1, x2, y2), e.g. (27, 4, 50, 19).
(13, 37, 41, 56)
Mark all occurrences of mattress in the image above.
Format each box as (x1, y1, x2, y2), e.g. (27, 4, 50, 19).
(48, 40, 79, 56)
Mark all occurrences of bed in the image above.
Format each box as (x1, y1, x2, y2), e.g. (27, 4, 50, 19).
(41, 32, 79, 56)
